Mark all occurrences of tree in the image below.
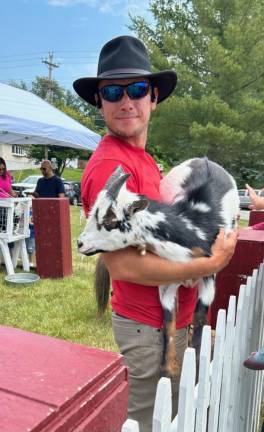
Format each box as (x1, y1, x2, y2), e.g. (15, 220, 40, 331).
(31, 76, 66, 104)
(130, 0, 264, 186)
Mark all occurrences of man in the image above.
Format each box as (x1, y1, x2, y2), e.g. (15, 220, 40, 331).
(243, 183, 264, 371)
(73, 35, 237, 431)
(33, 160, 65, 198)
(27, 160, 65, 263)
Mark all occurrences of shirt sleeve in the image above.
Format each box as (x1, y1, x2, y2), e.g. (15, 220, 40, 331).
(35, 179, 41, 195)
(82, 160, 138, 216)
(57, 177, 65, 195)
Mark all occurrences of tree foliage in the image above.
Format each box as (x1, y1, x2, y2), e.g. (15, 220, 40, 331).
(130, 0, 264, 186)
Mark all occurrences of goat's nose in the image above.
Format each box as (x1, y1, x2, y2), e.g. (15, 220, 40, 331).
(77, 240, 83, 249)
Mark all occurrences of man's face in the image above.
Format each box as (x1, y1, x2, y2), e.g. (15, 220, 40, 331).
(98, 78, 157, 146)
(40, 163, 52, 178)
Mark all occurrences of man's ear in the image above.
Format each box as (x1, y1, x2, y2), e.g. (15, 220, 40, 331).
(95, 93, 102, 109)
(151, 87, 158, 111)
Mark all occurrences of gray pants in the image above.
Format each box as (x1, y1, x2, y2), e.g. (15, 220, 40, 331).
(112, 312, 189, 432)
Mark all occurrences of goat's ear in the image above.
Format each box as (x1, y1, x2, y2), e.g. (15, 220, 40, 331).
(126, 198, 149, 216)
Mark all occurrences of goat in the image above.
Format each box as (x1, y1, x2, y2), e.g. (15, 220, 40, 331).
(77, 158, 239, 376)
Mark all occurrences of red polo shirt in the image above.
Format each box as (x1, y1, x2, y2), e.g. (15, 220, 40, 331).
(82, 134, 197, 328)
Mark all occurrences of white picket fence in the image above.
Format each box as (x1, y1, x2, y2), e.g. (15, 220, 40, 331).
(122, 263, 264, 432)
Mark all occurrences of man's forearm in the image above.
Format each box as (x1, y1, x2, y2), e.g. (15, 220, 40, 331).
(102, 248, 225, 286)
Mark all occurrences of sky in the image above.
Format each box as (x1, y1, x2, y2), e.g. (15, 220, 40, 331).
(1, 0, 152, 91)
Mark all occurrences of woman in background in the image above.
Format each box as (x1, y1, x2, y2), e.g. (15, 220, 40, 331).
(0, 157, 17, 198)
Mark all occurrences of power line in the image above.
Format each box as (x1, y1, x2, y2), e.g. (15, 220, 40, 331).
(0, 50, 98, 59)
(42, 52, 60, 102)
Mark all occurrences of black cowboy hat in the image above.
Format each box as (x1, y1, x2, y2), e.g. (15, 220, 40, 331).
(73, 35, 177, 106)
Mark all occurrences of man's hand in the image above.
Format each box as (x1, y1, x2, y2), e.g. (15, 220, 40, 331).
(246, 184, 264, 210)
(210, 228, 239, 273)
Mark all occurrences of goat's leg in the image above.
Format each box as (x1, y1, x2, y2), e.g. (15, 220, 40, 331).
(159, 284, 180, 377)
(191, 276, 215, 355)
(191, 299, 208, 355)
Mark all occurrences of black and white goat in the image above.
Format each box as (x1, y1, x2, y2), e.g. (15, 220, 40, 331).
(78, 158, 239, 376)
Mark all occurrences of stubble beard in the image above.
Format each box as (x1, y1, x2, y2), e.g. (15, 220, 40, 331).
(107, 123, 148, 142)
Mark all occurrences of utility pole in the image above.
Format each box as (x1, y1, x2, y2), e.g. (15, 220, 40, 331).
(42, 52, 59, 159)
(42, 52, 59, 103)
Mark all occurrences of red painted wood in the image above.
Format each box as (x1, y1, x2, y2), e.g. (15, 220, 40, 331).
(32, 198, 73, 278)
(249, 210, 264, 226)
(0, 326, 128, 432)
(210, 229, 264, 328)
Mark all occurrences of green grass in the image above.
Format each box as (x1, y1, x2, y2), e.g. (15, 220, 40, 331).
(0, 206, 117, 352)
(11, 168, 84, 182)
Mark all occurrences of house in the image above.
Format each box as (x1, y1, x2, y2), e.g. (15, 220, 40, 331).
(0, 143, 39, 171)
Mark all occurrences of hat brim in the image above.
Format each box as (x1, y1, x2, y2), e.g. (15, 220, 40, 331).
(73, 70, 177, 106)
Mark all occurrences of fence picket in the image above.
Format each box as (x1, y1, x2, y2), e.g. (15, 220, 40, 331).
(218, 295, 236, 431)
(152, 377, 172, 432)
(177, 348, 196, 432)
(254, 264, 264, 431)
(195, 325, 211, 432)
(226, 284, 245, 431)
(207, 309, 226, 432)
(121, 419, 140, 432)
(246, 269, 258, 432)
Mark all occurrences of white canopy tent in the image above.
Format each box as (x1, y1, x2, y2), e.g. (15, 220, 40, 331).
(0, 83, 101, 150)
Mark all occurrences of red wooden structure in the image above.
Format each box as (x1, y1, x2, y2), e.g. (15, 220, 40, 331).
(0, 326, 128, 432)
(210, 227, 264, 328)
(249, 209, 264, 226)
(32, 198, 72, 278)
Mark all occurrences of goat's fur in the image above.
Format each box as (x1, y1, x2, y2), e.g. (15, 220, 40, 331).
(78, 157, 239, 376)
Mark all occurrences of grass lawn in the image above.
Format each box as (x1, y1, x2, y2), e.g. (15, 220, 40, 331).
(11, 167, 84, 182)
(0, 206, 117, 352)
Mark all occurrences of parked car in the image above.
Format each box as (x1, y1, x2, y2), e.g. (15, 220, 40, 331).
(63, 181, 81, 206)
(238, 188, 264, 210)
(12, 175, 42, 197)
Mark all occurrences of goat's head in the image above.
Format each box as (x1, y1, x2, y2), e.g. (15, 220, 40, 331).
(78, 166, 149, 255)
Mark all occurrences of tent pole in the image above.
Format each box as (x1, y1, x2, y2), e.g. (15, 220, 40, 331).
(44, 145, 49, 159)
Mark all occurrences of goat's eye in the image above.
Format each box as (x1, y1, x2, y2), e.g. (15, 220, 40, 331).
(103, 220, 119, 231)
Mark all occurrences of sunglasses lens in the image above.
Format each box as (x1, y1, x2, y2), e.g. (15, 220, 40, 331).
(127, 82, 149, 99)
(100, 82, 150, 102)
(100, 85, 124, 102)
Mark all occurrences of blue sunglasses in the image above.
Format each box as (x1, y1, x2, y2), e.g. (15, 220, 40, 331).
(99, 81, 151, 103)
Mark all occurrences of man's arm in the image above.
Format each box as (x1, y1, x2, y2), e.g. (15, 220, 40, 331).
(32, 180, 40, 198)
(102, 229, 238, 286)
(246, 184, 264, 210)
(57, 177, 65, 198)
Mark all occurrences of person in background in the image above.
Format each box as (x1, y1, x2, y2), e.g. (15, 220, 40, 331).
(33, 160, 65, 198)
(0, 157, 18, 234)
(73, 35, 238, 431)
(27, 160, 65, 264)
(243, 183, 264, 369)
(0, 157, 17, 198)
